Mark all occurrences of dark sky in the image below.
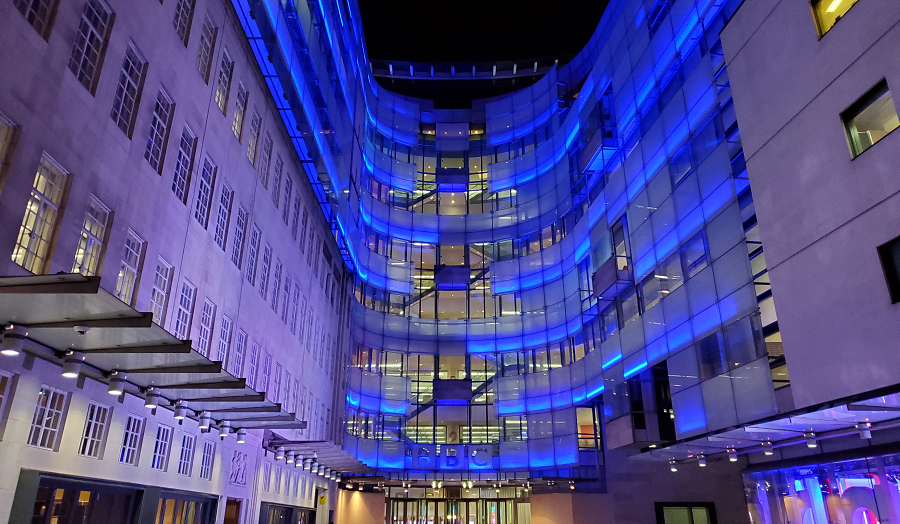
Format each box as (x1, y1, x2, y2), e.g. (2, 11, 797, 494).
(358, 1, 609, 64)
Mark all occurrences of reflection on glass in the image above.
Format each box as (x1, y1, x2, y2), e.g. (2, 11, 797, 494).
(843, 81, 900, 157)
(812, 0, 860, 35)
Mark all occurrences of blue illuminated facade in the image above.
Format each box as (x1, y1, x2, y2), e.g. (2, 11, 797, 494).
(230, 0, 785, 481)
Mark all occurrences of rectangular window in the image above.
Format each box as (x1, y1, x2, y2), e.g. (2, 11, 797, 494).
(657, 504, 716, 524)
(177, 433, 195, 476)
(196, 16, 217, 82)
(290, 197, 301, 239)
(281, 275, 291, 323)
(199, 440, 215, 480)
(812, 0, 860, 36)
(13, 0, 60, 38)
(214, 50, 233, 114)
(283, 372, 292, 412)
(144, 89, 174, 173)
(232, 85, 248, 141)
(28, 385, 67, 450)
(247, 342, 260, 389)
(119, 414, 144, 465)
(245, 225, 260, 284)
(878, 235, 900, 304)
(115, 230, 143, 305)
(172, 0, 195, 45)
(13, 155, 67, 274)
(151, 424, 173, 471)
(214, 185, 233, 250)
(305, 228, 315, 266)
(283, 177, 293, 225)
(149, 258, 172, 324)
(270, 259, 281, 311)
(173, 280, 196, 339)
(68, 0, 112, 93)
(290, 284, 300, 334)
(842, 80, 900, 157)
(272, 362, 282, 403)
(231, 206, 248, 268)
(259, 244, 272, 299)
(312, 234, 321, 275)
(110, 44, 147, 137)
(292, 378, 300, 415)
(260, 135, 273, 191)
(217, 315, 232, 363)
(260, 352, 272, 398)
(247, 112, 261, 167)
(271, 157, 284, 210)
(681, 232, 708, 278)
(78, 401, 110, 458)
(232, 329, 247, 375)
(197, 299, 216, 357)
(171, 126, 196, 203)
(298, 208, 308, 248)
(194, 156, 216, 227)
(72, 197, 110, 276)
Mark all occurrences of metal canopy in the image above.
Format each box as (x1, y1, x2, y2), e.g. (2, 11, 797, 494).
(636, 387, 900, 464)
(267, 438, 373, 474)
(0, 274, 306, 431)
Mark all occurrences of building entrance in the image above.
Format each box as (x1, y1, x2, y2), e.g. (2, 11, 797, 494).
(387, 497, 528, 524)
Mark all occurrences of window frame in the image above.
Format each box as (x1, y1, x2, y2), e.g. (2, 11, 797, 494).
(68, 0, 114, 94)
(13, 0, 62, 39)
(841, 79, 900, 158)
(878, 234, 900, 304)
(110, 43, 148, 138)
(27, 384, 69, 451)
(115, 229, 144, 305)
(119, 413, 145, 465)
(77, 401, 111, 459)
(150, 423, 174, 471)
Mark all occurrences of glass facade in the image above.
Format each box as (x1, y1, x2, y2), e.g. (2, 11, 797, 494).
(745, 453, 900, 524)
(238, 0, 787, 481)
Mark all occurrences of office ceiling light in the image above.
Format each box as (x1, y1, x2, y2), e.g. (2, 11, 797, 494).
(145, 390, 160, 409)
(275, 447, 285, 461)
(1, 325, 27, 356)
(858, 423, 872, 439)
(728, 447, 738, 462)
(198, 412, 212, 430)
(763, 441, 774, 456)
(62, 352, 84, 378)
(108, 373, 127, 396)
(219, 421, 231, 438)
(669, 459, 678, 472)
(805, 432, 817, 448)
(698, 455, 707, 467)
(286, 451, 295, 464)
(236, 429, 247, 444)
(173, 400, 188, 419)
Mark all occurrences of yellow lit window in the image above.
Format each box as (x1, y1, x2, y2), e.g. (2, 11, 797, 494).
(812, 0, 860, 36)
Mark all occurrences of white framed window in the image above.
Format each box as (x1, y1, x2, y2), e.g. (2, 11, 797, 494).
(281, 275, 291, 323)
(245, 225, 260, 284)
(110, 44, 147, 137)
(115, 230, 143, 305)
(172, 0, 195, 45)
(149, 257, 172, 325)
(12, 154, 67, 274)
(289, 284, 300, 334)
(151, 424, 173, 471)
(282, 176, 292, 225)
(197, 299, 216, 357)
(68, 0, 112, 93)
(232, 84, 248, 141)
(247, 112, 261, 167)
(298, 297, 308, 341)
(283, 372, 292, 412)
(312, 234, 321, 276)
(290, 197, 301, 240)
(231, 207, 248, 268)
(196, 16, 217, 82)
(246, 343, 260, 389)
(270, 259, 281, 311)
(272, 155, 283, 207)
(259, 244, 272, 299)
(72, 197, 110, 276)
(194, 156, 216, 227)
(171, 126, 196, 203)
(272, 362, 282, 403)
(298, 209, 309, 250)
(27, 384, 67, 450)
(177, 433, 196, 476)
(144, 88, 174, 173)
(259, 134, 273, 190)
(262, 461, 272, 491)
(214, 50, 234, 114)
(216, 315, 232, 363)
(305, 226, 315, 265)
(214, 185, 233, 250)
(232, 329, 247, 376)
(260, 352, 272, 398)
(173, 280, 196, 339)
(13, 0, 60, 38)
(199, 439, 215, 480)
(77, 401, 110, 459)
(119, 413, 145, 465)
(274, 465, 282, 494)
(292, 378, 300, 416)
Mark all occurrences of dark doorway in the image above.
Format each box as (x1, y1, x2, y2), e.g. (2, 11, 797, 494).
(224, 498, 242, 524)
